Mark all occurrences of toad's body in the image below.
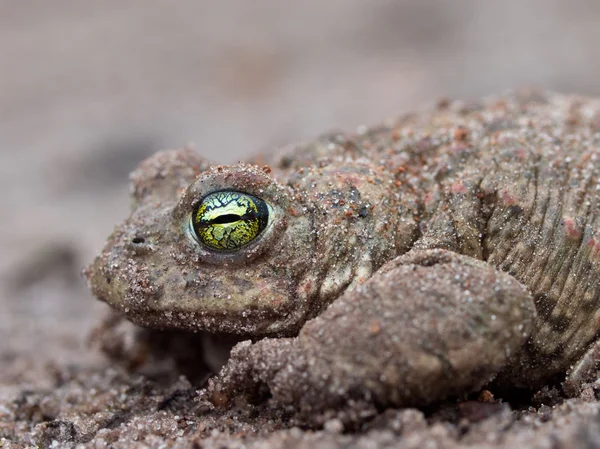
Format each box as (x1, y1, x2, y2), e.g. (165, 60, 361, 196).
(88, 92, 600, 417)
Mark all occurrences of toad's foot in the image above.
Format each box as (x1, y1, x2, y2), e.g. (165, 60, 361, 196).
(205, 249, 535, 426)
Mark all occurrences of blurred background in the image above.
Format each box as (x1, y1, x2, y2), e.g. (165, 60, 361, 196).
(2, 0, 600, 387)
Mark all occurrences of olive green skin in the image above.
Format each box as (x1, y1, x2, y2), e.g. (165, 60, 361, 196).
(87, 91, 600, 392)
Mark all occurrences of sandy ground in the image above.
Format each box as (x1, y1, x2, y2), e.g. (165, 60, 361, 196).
(3, 1, 600, 447)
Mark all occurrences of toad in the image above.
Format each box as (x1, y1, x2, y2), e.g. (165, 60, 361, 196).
(86, 91, 600, 422)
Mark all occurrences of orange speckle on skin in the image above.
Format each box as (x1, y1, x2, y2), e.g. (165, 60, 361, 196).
(454, 127, 469, 141)
(563, 217, 582, 240)
(451, 181, 467, 194)
(587, 236, 600, 256)
(261, 165, 272, 174)
(370, 319, 381, 335)
(300, 280, 314, 296)
(500, 190, 517, 206)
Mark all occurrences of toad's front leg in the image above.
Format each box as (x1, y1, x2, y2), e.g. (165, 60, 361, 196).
(207, 249, 535, 424)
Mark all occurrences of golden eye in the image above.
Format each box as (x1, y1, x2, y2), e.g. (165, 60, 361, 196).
(191, 191, 269, 251)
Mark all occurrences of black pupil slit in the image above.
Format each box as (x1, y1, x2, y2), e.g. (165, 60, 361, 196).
(211, 214, 243, 224)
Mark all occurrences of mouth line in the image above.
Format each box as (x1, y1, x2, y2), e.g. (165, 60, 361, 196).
(113, 303, 303, 338)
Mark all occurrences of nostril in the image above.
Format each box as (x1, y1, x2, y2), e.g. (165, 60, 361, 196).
(128, 236, 152, 254)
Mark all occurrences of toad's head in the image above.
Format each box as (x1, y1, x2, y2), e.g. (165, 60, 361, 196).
(86, 149, 315, 336)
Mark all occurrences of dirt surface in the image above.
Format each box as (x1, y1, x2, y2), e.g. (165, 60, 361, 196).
(3, 2, 600, 448)
(4, 361, 600, 448)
